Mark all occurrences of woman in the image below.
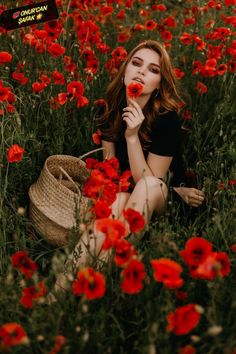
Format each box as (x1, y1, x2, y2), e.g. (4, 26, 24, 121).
(54, 40, 205, 292)
(98, 39, 205, 222)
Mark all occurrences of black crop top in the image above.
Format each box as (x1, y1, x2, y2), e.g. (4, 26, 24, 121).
(99, 110, 186, 187)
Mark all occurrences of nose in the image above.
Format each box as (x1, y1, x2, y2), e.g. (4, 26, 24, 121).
(137, 67, 145, 75)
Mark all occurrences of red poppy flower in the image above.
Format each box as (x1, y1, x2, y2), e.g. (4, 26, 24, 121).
(151, 258, 184, 289)
(112, 46, 127, 61)
(174, 68, 185, 79)
(145, 20, 157, 30)
(49, 335, 66, 354)
(57, 92, 67, 105)
(217, 64, 227, 75)
(182, 110, 192, 121)
(6, 104, 15, 113)
(72, 267, 106, 300)
(162, 15, 176, 27)
(180, 236, 213, 267)
(11, 72, 28, 85)
(94, 98, 106, 106)
(32, 82, 46, 94)
(183, 17, 196, 26)
(195, 251, 230, 280)
(161, 29, 173, 42)
(52, 70, 65, 85)
(166, 304, 201, 335)
(123, 208, 145, 233)
(0, 322, 28, 347)
(178, 345, 196, 354)
(20, 282, 47, 308)
(114, 239, 136, 267)
(100, 5, 113, 16)
(229, 179, 236, 187)
(11, 251, 37, 278)
(67, 81, 84, 98)
(7, 144, 25, 164)
(196, 81, 207, 94)
(180, 32, 192, 45)
(92, 129, 102, 145)
(126, 82, 143, 98)
(119, 170, 132, 192)
(121, 259, 146, 294)
(95, 218, 127, 250)
(117, 32, 131, 43)
(0, 85, 10, 102)
(47, 43, 65, 58)
(92, 199, 112, 219)
(77, 96, 89, 108)
(152, 4, 167, 11)
(0, 51, 12, 64)
(117, 9, 125, 19)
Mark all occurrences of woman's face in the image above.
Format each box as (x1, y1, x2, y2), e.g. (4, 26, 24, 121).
(124, 48, 161, 99)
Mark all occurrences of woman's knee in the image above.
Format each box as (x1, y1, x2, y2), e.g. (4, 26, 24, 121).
(135, 176, 168, 199)
(112, 192, 131, 218)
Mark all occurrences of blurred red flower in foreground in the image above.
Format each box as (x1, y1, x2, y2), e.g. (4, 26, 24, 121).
(114, 239, 136, 267)
(72, 267, 106, 300)
(195, 252, 230, 280)
(121, 259, 146, 294)
(180, 237, 212, 267)
(167, 304, 202, 335)
(178, 344, 196, 354)
(11, 251, 37, 279)
(196, 81, 207, 94)
(92, 128, 102, 145)
(20, 282, 47, 308)
(91, 199, 112, 219)
(7, 144, 25, 163)
(151, 258, 184, 289)
(123, 208, 145, 233)
(0, 51, 12, 64)
(95, 218, 127, 250)
(126, 82, 143, 98)
(49, 335, 66, 354)
(0, 322, 28, 348)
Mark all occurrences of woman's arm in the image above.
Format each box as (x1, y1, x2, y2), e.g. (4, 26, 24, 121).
(126, 136, 173, 183)
(123, 98, 173, 183)
(101, 140, 115, 160)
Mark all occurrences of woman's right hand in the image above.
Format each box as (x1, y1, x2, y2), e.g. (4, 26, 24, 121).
(122, 98, 145, 139)
(173, 186, 205, 207)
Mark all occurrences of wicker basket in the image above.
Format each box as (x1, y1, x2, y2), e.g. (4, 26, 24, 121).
(29, 155, 91, 246)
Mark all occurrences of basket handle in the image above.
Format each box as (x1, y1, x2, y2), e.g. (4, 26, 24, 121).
(58, 166, 81, 195)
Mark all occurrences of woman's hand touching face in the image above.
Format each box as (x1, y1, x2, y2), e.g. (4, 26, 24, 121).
(122, 98, 145, 139)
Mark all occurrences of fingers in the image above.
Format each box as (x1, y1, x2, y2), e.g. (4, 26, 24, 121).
(185, 188, 205, 207)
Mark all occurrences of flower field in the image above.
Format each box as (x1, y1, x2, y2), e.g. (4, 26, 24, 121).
(0, 0, 236, 353)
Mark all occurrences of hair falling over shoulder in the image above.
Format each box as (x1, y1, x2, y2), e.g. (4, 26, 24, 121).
(98, 40, 183, 148)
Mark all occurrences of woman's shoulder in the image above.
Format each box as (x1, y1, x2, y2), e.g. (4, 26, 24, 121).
(153, 109, 181, 130)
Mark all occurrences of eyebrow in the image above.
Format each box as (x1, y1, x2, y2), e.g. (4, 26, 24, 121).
(132, 56, 161, 68)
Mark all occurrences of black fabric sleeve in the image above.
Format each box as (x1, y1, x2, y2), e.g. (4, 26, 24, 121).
(149, 111, 182, 157)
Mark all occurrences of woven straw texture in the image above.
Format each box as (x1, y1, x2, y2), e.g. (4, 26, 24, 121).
(29, 155, 90, 246)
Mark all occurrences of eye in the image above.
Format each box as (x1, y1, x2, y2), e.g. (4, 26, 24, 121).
(150, 67, 160, 74)
(131, 60, 141, 66)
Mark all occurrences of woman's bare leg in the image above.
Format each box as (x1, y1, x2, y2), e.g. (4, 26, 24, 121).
(120, 176, 168, 222)
(54, 177, 167, 292)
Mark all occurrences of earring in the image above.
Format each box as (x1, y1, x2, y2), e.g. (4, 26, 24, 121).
(155, 89, 160, 98)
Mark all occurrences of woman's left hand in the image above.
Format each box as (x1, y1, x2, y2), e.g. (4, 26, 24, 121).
(174, 187, 205, 207)
(122, 98, 145, 139)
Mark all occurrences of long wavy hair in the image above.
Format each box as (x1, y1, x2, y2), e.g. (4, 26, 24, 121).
(99, 40, 183, 149)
